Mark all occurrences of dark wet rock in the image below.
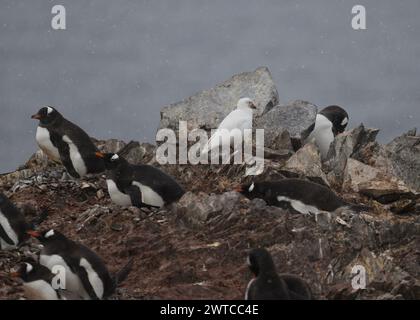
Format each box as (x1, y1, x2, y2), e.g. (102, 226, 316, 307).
(159, 67, 279, 132)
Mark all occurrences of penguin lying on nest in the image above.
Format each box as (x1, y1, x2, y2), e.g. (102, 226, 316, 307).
(10, 258, 81, 300)
(96, 152, 185, 209)
(235, 179, 370, 215)
(245, 248, 312, 300)
(31, 106, 105, 178)
(0, 193, 48, 250)
(27, 229, 133, 300)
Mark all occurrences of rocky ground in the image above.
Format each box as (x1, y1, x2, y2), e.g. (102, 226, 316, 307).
(0, 67, 419, 300)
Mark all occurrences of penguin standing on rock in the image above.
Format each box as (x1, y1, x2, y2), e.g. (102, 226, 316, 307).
(27, 229, 133, 300)
(0, 193, 31, 250)
(304, 105, 349, 159)
(31, 106, 104, 178)
(96, 152, 185, 209)
(235, 179, 370, 214)
(245, 248, 312, 300)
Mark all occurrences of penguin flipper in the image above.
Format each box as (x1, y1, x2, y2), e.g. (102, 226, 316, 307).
(73, 264, 100, 300)
(0, 225, 15, 246)
(124, 186, 143, 208)
(56, 140, 80, 178)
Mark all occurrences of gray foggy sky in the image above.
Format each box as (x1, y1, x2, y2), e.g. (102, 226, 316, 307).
(0, 0, 419, 173)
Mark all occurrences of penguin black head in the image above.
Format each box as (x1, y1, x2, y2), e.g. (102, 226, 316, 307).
(11, 260, 54, 283)
(27, 229, 67, 245)
(95, 152, 127, 170)
(31, 106, 62, 126)
(234, 182, 263, 199)
(248, 248, 278, 277)
(319, 105, 349, 135)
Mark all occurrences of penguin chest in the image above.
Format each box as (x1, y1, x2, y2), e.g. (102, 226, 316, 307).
(62, 135, 88, 177)
(106, 180, 132, 207)
(276, 196, 321, 215)
(308, 114, 334, 158)
(79, 258, 105, 299)
(36, 127, 61, 162)
(23, 280, 59, 300)
(132, 181, 165, 208)
(0, 210, 19, 249)
(40, 254, 90, 300)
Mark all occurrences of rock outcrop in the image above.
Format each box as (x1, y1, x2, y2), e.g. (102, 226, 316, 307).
(0, 67, 418, 300)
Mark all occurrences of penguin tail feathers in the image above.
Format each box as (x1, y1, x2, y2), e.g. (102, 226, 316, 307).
(114, 258, 134, 286)
(29, 208, 49, 229)
(346, 203, 372, 213)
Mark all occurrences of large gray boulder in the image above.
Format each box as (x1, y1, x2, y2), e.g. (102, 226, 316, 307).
(158, 67, 279, 132)
(375, 133, 420, 191)
(255, 100, 317, 151)
(324, 124, 380, 188)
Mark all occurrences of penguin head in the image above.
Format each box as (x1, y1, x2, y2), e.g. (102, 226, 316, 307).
(27, 229, 67, 245)
(237, 97, 257, 110)
(234, 182, 262, 199)
(247, 248, 278, 277)
(31, 106, 62, 126)
(11, 259, 53, 283)
(319, 105, 349, 135)
(95, 152, 126, 170)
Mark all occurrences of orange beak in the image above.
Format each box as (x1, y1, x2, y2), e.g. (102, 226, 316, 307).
(233, 185, 244, 192)
(95, 152, 105, 158)
(10, 272, 20, 278)
(31, 114, 41, 120)
(26, 230, 41, 238)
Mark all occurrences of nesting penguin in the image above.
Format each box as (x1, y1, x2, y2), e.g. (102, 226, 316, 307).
(0, 193, 31, 250)
(305, 105, 349, 159)
(96, 152, 185, 208)
(28, 229, 133, 300)
(245, 248, 312, 300)
(235, 179, 369, 214)
(31, 106, 105, 178)
(11, 260, 61, 300)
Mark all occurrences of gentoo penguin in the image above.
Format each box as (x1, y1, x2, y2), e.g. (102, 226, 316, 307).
(11, 259, 84, 300)
(31, 106, 105, 178)
(201, 97, 257, 156)
(27, 229, 132, 300)
(96, 152, 185, 208)
(245, 248, 312, 300)
(11, 261, 60, 300)
(305, 105, 349, 159)
(0, 193, 31, 250)
(235, 179, 369, 214)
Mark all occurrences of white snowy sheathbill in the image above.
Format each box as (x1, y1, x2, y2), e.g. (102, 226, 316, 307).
(201, 97, 257, 157)
(304, 105, 349, 159)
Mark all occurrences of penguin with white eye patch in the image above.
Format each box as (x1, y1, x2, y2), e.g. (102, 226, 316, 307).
(11, 260, 60, 300)
(0, 193, 31, 250)
(27, 229, 133, 300)
(304, 105, 349, 159)
(96, 152, 185, 209)
(31, 106, 105, 178)
(235, 179, 370, 215)
(245, 248, 312, 300)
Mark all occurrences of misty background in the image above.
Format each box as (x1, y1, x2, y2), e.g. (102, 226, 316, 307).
(0, 0, 419, 173)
